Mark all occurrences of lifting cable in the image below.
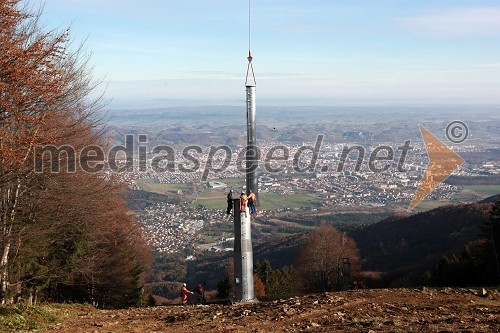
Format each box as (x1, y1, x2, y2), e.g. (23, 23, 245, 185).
(245, 0, 256, 86)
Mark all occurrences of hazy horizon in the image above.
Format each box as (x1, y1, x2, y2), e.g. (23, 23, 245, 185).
(106, 97, 500, 110)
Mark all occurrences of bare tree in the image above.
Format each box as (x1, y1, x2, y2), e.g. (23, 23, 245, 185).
(296, 224, 361, 293)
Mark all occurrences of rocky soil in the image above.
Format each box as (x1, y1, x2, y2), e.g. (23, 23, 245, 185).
(43, 288, 500, 333)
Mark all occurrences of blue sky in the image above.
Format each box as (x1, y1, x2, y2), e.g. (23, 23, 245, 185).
(39, 0, 500, 107)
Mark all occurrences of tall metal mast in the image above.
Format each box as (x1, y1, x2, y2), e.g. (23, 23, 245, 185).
(245, 0, 258, 200)
(233, 0, 256, 303)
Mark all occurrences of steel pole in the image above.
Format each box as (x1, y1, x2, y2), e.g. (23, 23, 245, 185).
(246, 82, 258, 199)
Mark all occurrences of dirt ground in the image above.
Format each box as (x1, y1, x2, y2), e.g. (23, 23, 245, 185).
(43, 288, 500, 333)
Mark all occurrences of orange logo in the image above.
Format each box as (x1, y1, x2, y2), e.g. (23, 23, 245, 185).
(409, 125, 464, 210)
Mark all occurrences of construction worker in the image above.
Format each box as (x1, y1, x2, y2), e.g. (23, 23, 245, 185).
(197, 283, 206, 304)
(247, 190, 257, 214)
(240, 192, 248, 217)
(226, 189, 234, 220)
(180, 283, 193, 305)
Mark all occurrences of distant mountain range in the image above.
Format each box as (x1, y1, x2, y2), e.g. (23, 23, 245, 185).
(103, 105, 500, 145)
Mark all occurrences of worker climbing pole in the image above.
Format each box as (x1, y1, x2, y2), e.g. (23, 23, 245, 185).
(233, 0, 257, 303)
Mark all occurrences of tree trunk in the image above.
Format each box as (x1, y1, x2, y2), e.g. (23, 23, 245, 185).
(0, 182, 21, 304)
(27, 290, 33, 306)
(0, 240, 11, 304)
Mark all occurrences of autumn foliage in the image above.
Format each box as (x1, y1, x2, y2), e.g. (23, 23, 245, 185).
(296, 224, 361, 293)
(0, 1, 150, 307)
(253, 274, 266, 298)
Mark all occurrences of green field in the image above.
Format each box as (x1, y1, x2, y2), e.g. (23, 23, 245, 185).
(463, 185, 500, 198)
(135, 178, 188, 193)
(193, 194, 226, 210)
(135, 177, 320, 211)
(216, 178, 246, 187)
(412, 200, 454, 212)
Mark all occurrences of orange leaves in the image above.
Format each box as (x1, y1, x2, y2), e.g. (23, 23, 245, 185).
(253, 274, 266, 298)
(296, 224, 361, 293)
(1, 1, 150, 307)
(0, 1, 73, 173)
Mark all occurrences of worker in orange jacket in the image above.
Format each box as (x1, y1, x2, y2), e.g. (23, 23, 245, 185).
(240, 193, 248, 217)
(180, 283, 193, 305)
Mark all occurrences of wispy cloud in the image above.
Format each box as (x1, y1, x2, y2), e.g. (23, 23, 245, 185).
(259, 72, 315, 79)
(94, 42, 168, 55)
(271, 23, 336, 34)
(400, 7, 500, 37)
(472, 63, 500, 69)
(179, 71, 241, 79)
(159, 71, 315, 80)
